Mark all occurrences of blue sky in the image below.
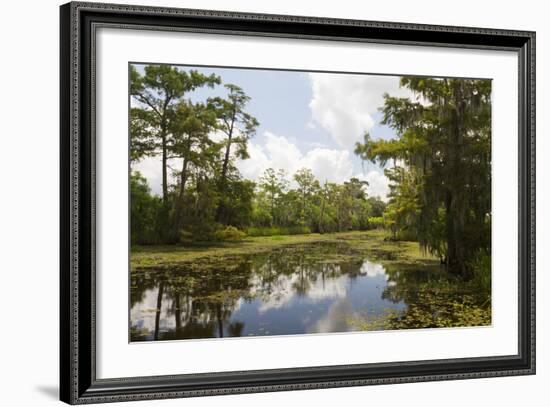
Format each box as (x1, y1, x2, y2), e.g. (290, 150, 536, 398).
(131, 64, 414, 200)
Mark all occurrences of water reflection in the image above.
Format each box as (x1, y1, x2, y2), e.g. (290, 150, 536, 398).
(130, 244, 441, 341)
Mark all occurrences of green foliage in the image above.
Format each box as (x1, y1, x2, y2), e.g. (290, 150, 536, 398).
(366, 196, 386, 217)
(468, 250, 491, 299)
(216, 179, 255, 228)
(382, 166, 420, 241)
(248, 169, 379, 235)
(213, 226, 247, 242)
(367, 216, 385, 229)
(257, 168, 289, 225)
(355, 78, 491, 277)
(129, 65, 220, 168)
(130, 172, 162, 244)
(180, 223, 248, 244)
(247, 226, 311, 237)
(211, 84, 259, 225)
(293, 168, 320, 224)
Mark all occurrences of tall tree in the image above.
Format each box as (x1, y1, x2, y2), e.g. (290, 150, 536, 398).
(258, 168, 288, 225)
(168, 100, 220, 235)
(293, 168, 320, 225)
(318, 181, 329, 233)
(210, 84, 259, 223)
(355, 77, 491, 277)
(343, 177, 370, 229)
(130, 65, 220, 205)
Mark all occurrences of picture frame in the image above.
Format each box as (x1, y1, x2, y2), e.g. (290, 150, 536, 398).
(60, 1, 535, 404)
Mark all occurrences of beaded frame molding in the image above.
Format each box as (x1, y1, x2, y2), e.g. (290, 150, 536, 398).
(60, 2, 535, 404)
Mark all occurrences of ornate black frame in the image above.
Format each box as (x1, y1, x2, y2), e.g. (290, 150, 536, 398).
(60, 1, 536, 404)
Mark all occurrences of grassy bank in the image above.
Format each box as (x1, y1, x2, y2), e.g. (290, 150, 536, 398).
(131, 229, 436, 270)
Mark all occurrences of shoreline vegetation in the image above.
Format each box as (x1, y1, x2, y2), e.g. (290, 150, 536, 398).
(131, 230, 433, 269)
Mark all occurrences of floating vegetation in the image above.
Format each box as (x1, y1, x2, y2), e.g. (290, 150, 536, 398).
(130, 230, 491, 341)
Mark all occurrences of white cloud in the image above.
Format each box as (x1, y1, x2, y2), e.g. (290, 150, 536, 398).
(354, 170, 390, 202)
(236, 142, 271, 180)
(239, 132, 391, 200)
(302, 148, 352, 184)
(131, 156, 164, 196)
(308, 73, 413, 148)
(237, 131, 354, 185)
(208, 128, 228, 143)
(263, 132, 303, 172)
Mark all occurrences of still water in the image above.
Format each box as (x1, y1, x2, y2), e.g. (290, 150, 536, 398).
(130, 243, 441, 341)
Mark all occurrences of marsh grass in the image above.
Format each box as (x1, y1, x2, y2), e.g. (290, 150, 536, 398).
(130, 230, 429, 270)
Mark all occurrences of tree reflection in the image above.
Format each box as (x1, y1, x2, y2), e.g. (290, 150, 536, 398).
(130, 243, 473, 341)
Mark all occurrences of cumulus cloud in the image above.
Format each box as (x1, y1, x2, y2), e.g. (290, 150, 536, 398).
(354, 170, 391, 202)
(308, 73, 413, 148)
(237, 131, 391, 200)
(237, 131, 354, 185)
(302, 148, 352, 184)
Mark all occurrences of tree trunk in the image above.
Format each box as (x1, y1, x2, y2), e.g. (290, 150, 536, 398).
(270, 192, 275, 226)
(444, 83, 469, 278)
(215, 137, 231, 224)
(169, 134, 192, 241)
(216, 113, 236, 224)
(160, 122, 168, 206)
(445, 191, 467, 277)
(220, 132, 233, 187)
(318, 188, 326, 233)
(301, 190, 306, 224)
(179, 157, 189, 198)
(173, 156, 189, 232)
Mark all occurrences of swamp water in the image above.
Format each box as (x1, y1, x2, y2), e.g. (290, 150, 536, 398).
(130, 242, 459, 341)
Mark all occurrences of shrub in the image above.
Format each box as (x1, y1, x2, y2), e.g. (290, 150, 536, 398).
(366, 216, 385, 229)
(468, 250, 491, 299)
(213, 226, 247, 242)
(180, 222, 221, 243)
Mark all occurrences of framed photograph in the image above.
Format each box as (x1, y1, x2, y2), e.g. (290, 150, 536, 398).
(60, 1, 535, 404)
